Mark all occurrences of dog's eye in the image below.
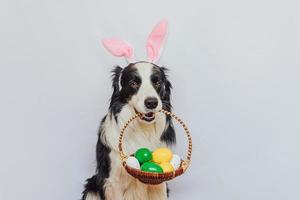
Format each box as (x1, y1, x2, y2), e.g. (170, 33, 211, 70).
(155, 81, 162, 87)
(152, 76, 162, 86)
(152, 77, 162, 88)
(129, 80, 139, 89)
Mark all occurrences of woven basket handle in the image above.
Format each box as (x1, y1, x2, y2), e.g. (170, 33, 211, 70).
(118, 109, 192, 171)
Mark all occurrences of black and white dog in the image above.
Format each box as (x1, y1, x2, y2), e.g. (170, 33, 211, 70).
(82, 61, 176, 200)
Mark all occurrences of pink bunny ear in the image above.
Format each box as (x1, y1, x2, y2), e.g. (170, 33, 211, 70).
(102, 38, 134, 62)
(146, 20, 168, 62)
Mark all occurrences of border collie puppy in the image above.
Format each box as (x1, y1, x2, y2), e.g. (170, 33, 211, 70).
(82, 61, 175, 200)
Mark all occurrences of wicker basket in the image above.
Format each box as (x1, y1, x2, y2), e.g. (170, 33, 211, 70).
(118, 109, 192, 185)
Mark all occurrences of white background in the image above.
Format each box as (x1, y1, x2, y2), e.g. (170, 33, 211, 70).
(1, 0, 300, 199)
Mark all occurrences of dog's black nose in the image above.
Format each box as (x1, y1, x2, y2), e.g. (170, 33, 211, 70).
(144, 97, 158, 109)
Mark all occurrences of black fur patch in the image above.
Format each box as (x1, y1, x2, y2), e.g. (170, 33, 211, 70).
(82, 116, 111, 200)
(152, 66, 176, 145)
(109, 64, 141, 121)
(81, 175, 98, 199)
(109, 66, 123, 121)
(119, 64, 141, 103)
(95, 117, 111, 199)
(161, 115, 176, 145)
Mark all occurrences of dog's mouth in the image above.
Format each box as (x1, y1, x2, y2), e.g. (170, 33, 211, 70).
(134, 109, 155, 122)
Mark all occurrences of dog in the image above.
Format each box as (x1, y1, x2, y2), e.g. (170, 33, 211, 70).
(81, 61, 176, 200)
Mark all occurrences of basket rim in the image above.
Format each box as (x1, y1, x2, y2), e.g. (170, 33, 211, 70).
(118, 109, 192, 179)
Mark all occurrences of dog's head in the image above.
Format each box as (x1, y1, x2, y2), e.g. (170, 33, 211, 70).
(103, 20, 175, 144)
(109, 61, 172, 124)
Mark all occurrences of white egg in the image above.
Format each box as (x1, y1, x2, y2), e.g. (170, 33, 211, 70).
(126, 156, 140, 169)
(170, 154, 181, 170)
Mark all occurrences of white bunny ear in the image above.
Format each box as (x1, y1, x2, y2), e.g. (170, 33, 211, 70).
(102, 38, 135, 63)
(146, 20, 168, 63)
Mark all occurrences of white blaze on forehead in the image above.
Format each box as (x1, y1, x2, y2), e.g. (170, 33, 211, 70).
(134, 62, 154, 82)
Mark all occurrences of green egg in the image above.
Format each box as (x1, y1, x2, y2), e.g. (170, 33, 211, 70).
(134, 148, 152, 164)
(141, 162, 163, 173)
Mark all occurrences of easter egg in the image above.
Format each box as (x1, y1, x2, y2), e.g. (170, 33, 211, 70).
(152, 147, 173, 164)
(134, 148, 152, 164)
(159, 162, 174, 173)
(126, 156, 140, 169)
(141, 162, 163, 173)
(170, 154, 181, 170)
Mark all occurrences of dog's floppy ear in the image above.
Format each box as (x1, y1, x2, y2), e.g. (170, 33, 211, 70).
(111, 66, 122, 93)
(159, 67, 175, 145)
(146, 20, 168, 63)
(109, 66, 125, 120)
(160, 67, 172, 105)
(102, 38, 134, 63)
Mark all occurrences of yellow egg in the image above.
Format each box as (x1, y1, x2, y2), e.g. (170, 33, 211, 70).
(159, 162, 174, 173)
(152, 147, 173, 164)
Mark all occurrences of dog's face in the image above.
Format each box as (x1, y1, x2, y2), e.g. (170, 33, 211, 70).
(110, 61, 172, 124)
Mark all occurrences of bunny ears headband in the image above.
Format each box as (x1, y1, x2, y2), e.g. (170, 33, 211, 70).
(102, 20, 168, 64)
